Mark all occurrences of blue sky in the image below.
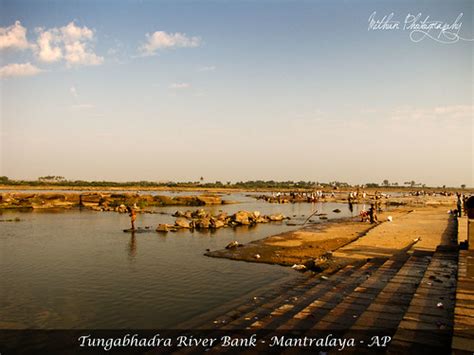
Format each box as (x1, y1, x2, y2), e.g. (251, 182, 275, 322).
(0, 0, 472, 186)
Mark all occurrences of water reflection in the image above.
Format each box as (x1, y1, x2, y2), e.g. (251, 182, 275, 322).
(128, 232, 137, 258)
(231, 224, 259, 236)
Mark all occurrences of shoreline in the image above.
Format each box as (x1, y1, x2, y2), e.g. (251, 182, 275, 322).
(205, 208, 413, 270)
(203, 194, 459, 270)
(1, 184, 472, 194)
(0, 188, 461, 211)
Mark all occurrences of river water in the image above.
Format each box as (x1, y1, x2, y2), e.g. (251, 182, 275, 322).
(0, 193, 364, 329)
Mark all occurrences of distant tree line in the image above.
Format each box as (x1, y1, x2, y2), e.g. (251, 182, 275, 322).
(0, 176, 468, 189)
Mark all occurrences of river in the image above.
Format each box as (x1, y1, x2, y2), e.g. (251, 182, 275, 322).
(0, 192, 365, 329)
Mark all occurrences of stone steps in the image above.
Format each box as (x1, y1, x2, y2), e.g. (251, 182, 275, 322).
(232, 252, 420, 355)
(389, 246, 458, 353)
(171, 246, 460, 355)
(451, 250, 474, 353)
(348, 250, 433, 331)
(244, 259, 387, 330)
(169, 263, 380, 355)
(217, 259, 385, 331)
(276, 252, 413, 331)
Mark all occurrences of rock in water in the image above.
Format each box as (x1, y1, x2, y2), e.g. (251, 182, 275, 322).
(211, 219, 225, 229)
(156, 224, 170, 233)
(175, 218, 191, 229)
(268, 213, 284, 221)
(216, 212, 228, 221)
(117, 204, 128, 213)
(172, 210, 184, 217)
(196, 218, 211, 229)
(196, 195, 222, 205)
(226, 241, 240, 249)
(333, 209, 341, 213)
(233, 211, 252, 225)
(291, 264, 307, 271)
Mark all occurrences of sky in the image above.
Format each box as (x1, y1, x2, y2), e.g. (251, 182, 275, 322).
(0, 0, 472, 186)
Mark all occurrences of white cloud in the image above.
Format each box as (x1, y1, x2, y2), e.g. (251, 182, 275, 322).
(68, 85, 94, 109)
(63, 41, 103, 66)
(36, 30, 62, 62)
(432, 105, 473, 119)
(390, 105, 473, 122)
(35, 22, 103, 66)
(106, 39, 127, 63)
(169, 82, 191, 89)
(70, 86, 78, 99)
(0, 21, 30, 50)
(360, 108, 378, 114)
(71, 103, 95, 110)
(139, 31, 201, 56)
(61, 21, 93, 42)
(0, 62, 42, 78)
(198, 65, 216, 72)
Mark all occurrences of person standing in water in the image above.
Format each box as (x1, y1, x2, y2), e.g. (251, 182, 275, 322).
(127, 206, 137, 230)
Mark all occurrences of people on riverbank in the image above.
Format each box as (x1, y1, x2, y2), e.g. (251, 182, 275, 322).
(369, 204, 378, 224)
(457, 193, 463, 217)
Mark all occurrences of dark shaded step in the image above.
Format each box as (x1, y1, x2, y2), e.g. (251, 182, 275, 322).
(220, 260, 381, 330)
(390, 248, 458, 353)
(277, 252, 414, 331)
(245, 259, 388, 330)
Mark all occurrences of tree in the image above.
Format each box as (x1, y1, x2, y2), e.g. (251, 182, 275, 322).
(382, 179, 389, 186)
(461, 184, 466, 189)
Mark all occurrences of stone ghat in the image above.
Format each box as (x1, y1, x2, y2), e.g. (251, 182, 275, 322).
(0, 192, 223, 211)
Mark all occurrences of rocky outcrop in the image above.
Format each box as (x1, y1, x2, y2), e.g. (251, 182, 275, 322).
(196, 217, 211, 229)
(175, 218, 191, 229)
(234, 211, 252, 225)
(156, 224, 170, 232)
(268, 213, 285, 221)
(170, 208, 286, 232)
(216, 212, 228, 221)
(211, 220, 225, 229)
(0, 192, 223, 210)
(196, 195, 222, 205)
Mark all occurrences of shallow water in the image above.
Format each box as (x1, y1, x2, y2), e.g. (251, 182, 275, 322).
(0, 193, 362, 329)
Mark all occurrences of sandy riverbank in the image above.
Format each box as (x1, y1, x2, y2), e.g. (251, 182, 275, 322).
(205, 197, 458, 272)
